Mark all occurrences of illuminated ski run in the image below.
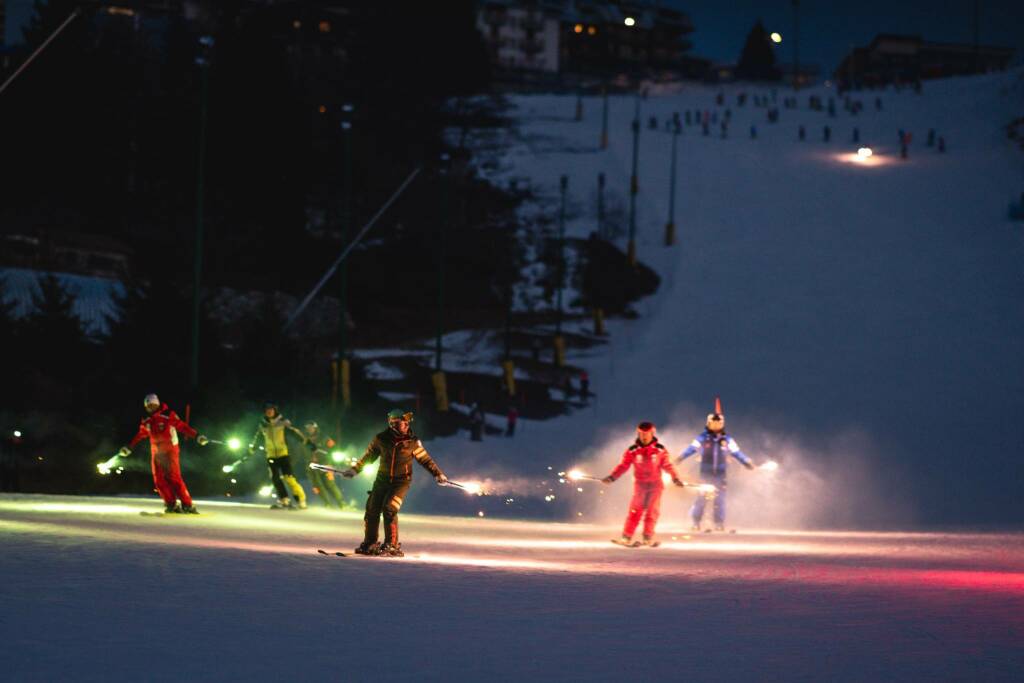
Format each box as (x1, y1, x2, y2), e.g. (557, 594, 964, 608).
(1, 494, 1021, 681)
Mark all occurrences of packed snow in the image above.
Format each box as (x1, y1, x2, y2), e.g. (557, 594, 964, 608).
(4, 71, 1024, 681)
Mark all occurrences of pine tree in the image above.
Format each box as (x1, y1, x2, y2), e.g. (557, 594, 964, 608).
(736, 20, 781, 81)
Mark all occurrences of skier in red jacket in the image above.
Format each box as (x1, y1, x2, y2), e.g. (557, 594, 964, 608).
(603, 422, 684, 546)
(119, 393, 208, 514)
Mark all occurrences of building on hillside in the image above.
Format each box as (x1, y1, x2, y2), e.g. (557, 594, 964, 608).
(777, 62, 820, 88)
(1, 229, 133, 279)
(476, 0, 561, 73)
(835, 34, 1016, 89)
(476, 0, 696, 79)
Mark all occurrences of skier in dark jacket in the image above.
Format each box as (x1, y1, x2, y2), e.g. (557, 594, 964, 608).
(677, 397, 755, 531)
(343, 409, 447, 556)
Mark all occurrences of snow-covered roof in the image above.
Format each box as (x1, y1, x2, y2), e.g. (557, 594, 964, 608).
(0, 267, 123, 335)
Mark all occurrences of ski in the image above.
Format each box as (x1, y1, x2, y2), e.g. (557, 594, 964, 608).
(316, 548, 348, 557)
(610, 539, 660, 548)
(140, 511, 208, 517)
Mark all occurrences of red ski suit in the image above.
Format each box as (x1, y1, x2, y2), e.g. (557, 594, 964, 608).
(608, 437, 679, 538)
(128, 404, 196, 507)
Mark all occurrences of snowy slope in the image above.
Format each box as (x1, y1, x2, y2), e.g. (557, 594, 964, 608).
(1, 494, 1022, 681)
(423, 71, 1024, 528)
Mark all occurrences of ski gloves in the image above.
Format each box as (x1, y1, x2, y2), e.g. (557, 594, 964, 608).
(672, 478, 685, 487)
(118, 446, 131, 457)
(602, 476, 615, 484)
(436, 473, 449, 485)
(197, 435, 209, 446)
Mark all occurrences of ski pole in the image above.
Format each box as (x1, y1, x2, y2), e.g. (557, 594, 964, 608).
(440, 480, 484, 495)
(310, 463, 349, 476)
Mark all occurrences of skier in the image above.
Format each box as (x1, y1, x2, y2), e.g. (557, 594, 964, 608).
(249, 402, 308, 509)
(505, 405, 518, 437)
(469, 402, 485, 442)
(677, 398, 755, 531)
(602, 422, 685, 546)
(342, 409, 447, 557)
(303, 421, 345, 510)
(119, 393, 208, 514)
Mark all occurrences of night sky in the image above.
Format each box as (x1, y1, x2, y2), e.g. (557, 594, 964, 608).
(675, 0, 1024, 73)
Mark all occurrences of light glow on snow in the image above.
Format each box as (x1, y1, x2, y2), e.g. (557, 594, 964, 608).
(838, 149, 889, 167)
(760, 460, 779, 471)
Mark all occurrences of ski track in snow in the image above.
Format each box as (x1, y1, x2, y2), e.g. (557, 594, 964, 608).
(1, 494, 1023, 681)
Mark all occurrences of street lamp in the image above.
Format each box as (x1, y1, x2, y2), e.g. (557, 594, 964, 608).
(337, 103, 354, 414)
(190, 35, 214, 393)
(665, 113, 680, 246)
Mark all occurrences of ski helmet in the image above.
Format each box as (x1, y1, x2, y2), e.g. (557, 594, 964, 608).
(636, 421, 656, 435)
(304, 421, 319, 435)
(706, 396, 725, 432)
(386, 409, 413, 426)
(143, 393, 161, 412)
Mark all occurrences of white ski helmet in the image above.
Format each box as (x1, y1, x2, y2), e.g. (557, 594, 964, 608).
(705, 396, 725, 432)
(143, 393, 161, 412)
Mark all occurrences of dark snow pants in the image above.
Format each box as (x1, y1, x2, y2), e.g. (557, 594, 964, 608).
(363, 479, 411, 546)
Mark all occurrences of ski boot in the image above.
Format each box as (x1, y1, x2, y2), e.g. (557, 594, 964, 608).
(165, 503, 183, 514)
(714, 524, 726, 532)
(378, 542, 404, 557)
(690, 524, 702, 532)
(296, 500, 308, 510)
(354, 542, 380, 556)
(181, 505, 200, 514)
(641, 535, 656, 546)
(270, 498, 292, 510)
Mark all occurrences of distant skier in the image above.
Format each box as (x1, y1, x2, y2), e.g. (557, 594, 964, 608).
(677, 397, 755, 531)
(505, 405, 518, 437)
(119, 393, 208, 514)
(249, 402, 308, 509)
(303, 421, 345, 510)
(469, 402, 485, 441)
(603, 422, 685, 546)
(342, 409, 447, 557)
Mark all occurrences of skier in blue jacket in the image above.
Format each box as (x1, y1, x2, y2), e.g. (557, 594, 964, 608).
(677, 398, 755, 531)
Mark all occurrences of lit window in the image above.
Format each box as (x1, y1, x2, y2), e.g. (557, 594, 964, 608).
(574, 23, 583, 34)
(587, 26, 597, 35)
(318, 105, 327, 114)
(319, 20, 331, 33)
(292, 20, 301, 29)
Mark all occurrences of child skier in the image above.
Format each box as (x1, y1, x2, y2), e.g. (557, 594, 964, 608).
(602, 422, 685, 546)
(677, 397, 755, 531)
(303, 421, 345, 510)
(342, 409, 447, 557)
(249, 402, 309, 509)
(119, 393, 209, 514)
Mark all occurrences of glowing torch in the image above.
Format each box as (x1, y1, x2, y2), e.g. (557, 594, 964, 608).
(442, 480, 485, 495)
(96, 454, 121, 475)
(565, 469, 603, 482)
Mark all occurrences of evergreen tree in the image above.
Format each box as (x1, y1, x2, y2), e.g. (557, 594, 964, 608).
(736, 20, 781, 81)
(21, 275, 89, 411)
